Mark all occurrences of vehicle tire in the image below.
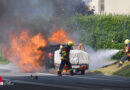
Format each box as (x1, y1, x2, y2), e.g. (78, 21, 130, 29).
(81, 70, 85, 75)
(73, 69, 79, 74)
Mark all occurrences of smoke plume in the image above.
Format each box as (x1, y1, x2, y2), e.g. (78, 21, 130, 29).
(0, 0, 90, 72)
(0, 0, 88, 44)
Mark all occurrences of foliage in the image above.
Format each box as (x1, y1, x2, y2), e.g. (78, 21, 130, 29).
(73, 14, 130, 59)
(0, 48, 9, 64)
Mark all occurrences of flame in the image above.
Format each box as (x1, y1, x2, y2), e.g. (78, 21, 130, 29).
(2, 29, 74, 72)
(2, 29, 46, 72)
(49, 29, 73, 44)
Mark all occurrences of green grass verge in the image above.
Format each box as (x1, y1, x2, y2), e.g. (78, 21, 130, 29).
(90, 61, 130, 77)
(0, 60, 10, 64)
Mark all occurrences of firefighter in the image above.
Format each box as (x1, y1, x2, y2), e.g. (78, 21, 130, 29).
(78, 43, 83, 50)
(57, 41, 74, 76)
(78, 43, 86, 51)
(118, 39, 130, 67)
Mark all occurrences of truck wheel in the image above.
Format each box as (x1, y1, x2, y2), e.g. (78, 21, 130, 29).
(81, 70, 85, 75)
(73, 69, 79, 74)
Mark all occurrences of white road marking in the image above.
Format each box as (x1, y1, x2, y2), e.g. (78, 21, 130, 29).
(36, 73, 57, 76)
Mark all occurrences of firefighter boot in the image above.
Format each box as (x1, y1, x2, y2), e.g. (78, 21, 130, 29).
(118, 63, 123, 68)
(117, 61, 123, 68)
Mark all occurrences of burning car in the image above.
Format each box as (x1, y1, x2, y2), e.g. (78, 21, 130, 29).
(2, 29, 89, 74)
(38, 44, 61, 69)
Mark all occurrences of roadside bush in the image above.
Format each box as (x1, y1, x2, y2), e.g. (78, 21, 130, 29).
(74, 14, 130, 59)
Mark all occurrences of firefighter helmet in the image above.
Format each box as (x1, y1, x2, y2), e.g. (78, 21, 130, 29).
(124, 39, 130, 44)
(68, 41, 74, 46)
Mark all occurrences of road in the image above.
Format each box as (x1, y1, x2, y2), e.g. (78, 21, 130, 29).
(0, 72, 130, 90)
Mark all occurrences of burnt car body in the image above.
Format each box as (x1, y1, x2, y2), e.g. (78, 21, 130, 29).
(38, 44, 61, 69)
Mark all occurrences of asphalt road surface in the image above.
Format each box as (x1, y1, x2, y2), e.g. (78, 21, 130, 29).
(0, 73, 130, 90)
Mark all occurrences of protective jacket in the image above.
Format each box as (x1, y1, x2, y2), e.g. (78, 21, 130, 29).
(124, 43, 130, 56)
(60, 45, 71, 61)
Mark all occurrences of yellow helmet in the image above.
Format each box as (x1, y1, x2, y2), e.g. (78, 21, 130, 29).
(68, 41, 74, 46)
(124, 39, 130, 44)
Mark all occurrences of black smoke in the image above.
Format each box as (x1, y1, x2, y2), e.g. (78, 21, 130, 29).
(0, 0, 90, 44)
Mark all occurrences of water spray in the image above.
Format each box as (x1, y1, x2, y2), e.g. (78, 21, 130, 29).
(89, 49, 119, 70)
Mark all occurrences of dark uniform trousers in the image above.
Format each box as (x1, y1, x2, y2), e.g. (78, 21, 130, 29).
(58, 60, 73, 75)
(121, 55, 130, 63)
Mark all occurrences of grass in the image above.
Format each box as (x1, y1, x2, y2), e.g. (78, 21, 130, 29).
(0, 60, 10, 64)
(90, 61, 130, 77)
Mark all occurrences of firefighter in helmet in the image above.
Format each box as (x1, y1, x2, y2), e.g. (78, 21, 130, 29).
(58, 41, 74, 76)
(118, 39, 130, 67)
(78, 43, 86, 51)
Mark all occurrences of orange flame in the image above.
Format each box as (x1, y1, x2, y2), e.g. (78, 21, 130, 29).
(2, 29, 47, 72)
(49, 29, 73, 44)
(2, 29, 74, 72)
